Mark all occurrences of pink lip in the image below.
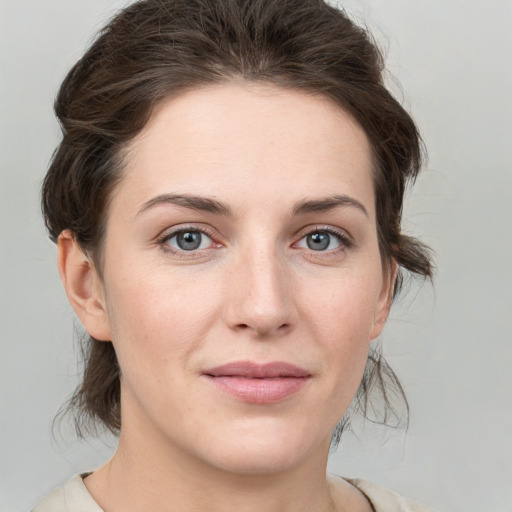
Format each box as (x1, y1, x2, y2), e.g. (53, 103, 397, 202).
(202, 361, 311, 404)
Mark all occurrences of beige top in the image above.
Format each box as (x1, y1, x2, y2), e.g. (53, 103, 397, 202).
(33, 473, 437, 512)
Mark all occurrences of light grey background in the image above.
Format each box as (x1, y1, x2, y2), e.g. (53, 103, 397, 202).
(1, 1, 511, 511)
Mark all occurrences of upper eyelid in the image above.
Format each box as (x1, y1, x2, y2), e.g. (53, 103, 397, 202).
(292, 227, 356, 254)
(155, 223, 353, 247)
(157, 223, 218, 241)
(294, 224, 353, 241)
(157, 226, 219, 258)
(162, 229, 214, 244)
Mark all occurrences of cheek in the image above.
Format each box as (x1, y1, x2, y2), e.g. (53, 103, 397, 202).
(300, 268, 383, 386)
(304, 269, 382, 339)
(102, 259, 221, 374)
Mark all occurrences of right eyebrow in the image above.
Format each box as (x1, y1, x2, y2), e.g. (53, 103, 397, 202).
(137, 193, 233, 217)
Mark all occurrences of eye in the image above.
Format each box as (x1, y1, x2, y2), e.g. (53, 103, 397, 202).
(295, 228, 351, 252)
(305, 231, 334, 251)
(163, 229, 215, 252)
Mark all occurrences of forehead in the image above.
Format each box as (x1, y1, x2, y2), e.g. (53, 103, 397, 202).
(116, 82, 375, 218)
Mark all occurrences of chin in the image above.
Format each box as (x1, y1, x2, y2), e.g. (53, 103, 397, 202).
(208, 445, 308, 476)
(194, 418, 331, 475)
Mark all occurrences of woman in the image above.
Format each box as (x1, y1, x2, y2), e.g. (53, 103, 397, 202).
(34, 0, 435, 510)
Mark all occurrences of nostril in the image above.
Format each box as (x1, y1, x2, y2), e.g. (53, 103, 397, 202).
(233, 322, 290, 336)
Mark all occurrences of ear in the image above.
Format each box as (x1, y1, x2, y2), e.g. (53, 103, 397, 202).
(57, 230, 112, 341)
(369, 259, 398, 341)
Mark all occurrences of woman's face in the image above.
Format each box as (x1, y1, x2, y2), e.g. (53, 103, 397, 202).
(90, 83, 393, 474)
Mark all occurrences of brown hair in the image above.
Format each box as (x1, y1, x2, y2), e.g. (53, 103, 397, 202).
(42, 0, 433, 440)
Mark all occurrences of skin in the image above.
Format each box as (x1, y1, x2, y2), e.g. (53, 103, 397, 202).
(58, 83, 395, 512)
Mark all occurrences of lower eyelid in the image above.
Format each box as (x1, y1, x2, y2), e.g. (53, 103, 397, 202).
(171, 232, 213, 249)
(157, 225, 353, 256)
(158, 226, 219, 252)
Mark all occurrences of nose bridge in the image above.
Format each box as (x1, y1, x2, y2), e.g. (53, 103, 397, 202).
(226, 235, 294, 336)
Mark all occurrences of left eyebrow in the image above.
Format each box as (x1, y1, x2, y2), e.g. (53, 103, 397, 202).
(292, 195, 369, 218)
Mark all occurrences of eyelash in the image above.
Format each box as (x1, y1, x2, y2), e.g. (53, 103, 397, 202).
(293, 225, 354, 254)
(156, 224, 354, 258)
(157, 225, 220, 259)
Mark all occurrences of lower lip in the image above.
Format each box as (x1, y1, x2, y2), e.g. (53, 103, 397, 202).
(204, 376, 309, 404)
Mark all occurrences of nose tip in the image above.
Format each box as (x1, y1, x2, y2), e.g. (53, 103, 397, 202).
(224, 252, 296, 338)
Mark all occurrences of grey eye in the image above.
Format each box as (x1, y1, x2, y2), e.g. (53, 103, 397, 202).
(306, 231, 331, 251)
(162, 228, 216, 254)
(166, 230, 213, 251)
(176, 231, 202, 250)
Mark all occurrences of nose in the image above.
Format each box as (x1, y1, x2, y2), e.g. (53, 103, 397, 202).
(223, 245, 296, 338)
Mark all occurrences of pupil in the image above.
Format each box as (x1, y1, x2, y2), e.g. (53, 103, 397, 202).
(307, 232, 330, 251)
(177, 231, 201, 250)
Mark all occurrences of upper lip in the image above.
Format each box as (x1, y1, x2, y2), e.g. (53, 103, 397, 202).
(203, 361, 311, 378)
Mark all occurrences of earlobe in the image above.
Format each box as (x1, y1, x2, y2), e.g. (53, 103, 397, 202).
(370, 260, 398, 341)
(57, 230, 112, 341)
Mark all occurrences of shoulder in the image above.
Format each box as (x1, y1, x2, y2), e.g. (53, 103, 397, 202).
(346, 478, 440, 512)
(33, 474, 103, 512)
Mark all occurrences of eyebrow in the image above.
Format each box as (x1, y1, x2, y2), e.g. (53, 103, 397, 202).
(292, 195, 369, 218)
(137, 193, 368, 218)
(137, 193, 233, 217)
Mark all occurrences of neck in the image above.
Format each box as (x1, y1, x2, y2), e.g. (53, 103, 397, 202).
(85, 429, 338, 512)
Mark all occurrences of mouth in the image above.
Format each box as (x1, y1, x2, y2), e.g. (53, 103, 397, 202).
(202, 361, 311, 404)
